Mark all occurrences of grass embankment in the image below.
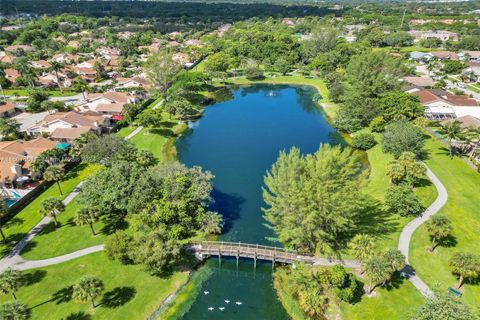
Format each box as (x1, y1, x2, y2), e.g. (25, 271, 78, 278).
(0, 251, 189, 320)
(410, 135, 480, 308)
(0, 164, 99, 256)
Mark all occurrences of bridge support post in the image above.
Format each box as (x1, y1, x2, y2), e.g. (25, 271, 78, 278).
(218, 248, 221, 267)
(254, 244, 258, 271)
(272, 252, 275, 270)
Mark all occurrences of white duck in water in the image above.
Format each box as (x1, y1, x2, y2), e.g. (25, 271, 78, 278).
(204, 291, 209, 295)
(208, 307, 214, 311)
(224, 300, 230, 304)
(219, 307, 225, 311)
(235, 301, 243, 305)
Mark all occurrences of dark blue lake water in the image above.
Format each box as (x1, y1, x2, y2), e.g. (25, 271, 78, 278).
(176, 84, 338, 319)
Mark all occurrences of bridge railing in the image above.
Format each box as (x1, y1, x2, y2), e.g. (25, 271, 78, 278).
(189, 241, 298, 254)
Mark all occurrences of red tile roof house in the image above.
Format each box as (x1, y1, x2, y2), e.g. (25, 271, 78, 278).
(75, 92, 139, 116)
(430, 51, 460, 60)
(72, 67, 96, 82)
(29, 60, 51, 70)
(4, 68, 20, 83)
(37, 72, 72, 89)
(114, 77, 151, 91)
(403, 76, 435, 90)
(0, 102, 17, 118)
(412, 89, 479, 120)
(0, 138, 57, 184)
(26, 111, 109, 142)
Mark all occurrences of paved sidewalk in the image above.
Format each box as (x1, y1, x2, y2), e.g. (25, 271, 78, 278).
(0, 182, 84, 272)
(124, 126, 144, 140)
(398, 165, 448, 297)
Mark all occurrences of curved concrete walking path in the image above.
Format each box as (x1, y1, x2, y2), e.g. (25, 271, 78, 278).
(0, 162, 447, 302)
(398, 165, 448, 297)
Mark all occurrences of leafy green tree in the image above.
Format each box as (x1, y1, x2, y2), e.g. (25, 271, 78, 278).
(40, 197, 65, 228)
(351, 133, 376, 150)
(441, 121, 462, 159)
(449, 252, 480, 289)
(0, 118, 20, 141)
(72, 78, 88, 99)
(410, 293, 476, 320)
(348, 234, 376, 263)
(43, 165, 65, 195)
(104, 231, 134, 264)
(274, 57, 290, 75)
(201, 212, 224, 235)
(0, 301, 31, 320)
(425, 216, 453, 252)
(144, 50, 181, 100)
(25, 89, 49, 113)
(131, 230, 182, 276)
(382, 249, 405, 273)
(377, 92, 424, 122)
(369, 116, 386, 133)
(73, 276, 104, 308)
(441, 60, 467, 75)
(385, 184, 424, 216)
(386, 152, 425, 185)
(0, 269, 22, 300)
(204, 52, 231, 75)
(382, 120, 425, 158)
(263, 144, 368, 254)
(134, 149, 156, 167)
(80, 135, 136, 165)
(386, 31, 413, 48)
(74, 207, 100, 236)
(49, 61, 64, 93)
(345, 51, 405, 99)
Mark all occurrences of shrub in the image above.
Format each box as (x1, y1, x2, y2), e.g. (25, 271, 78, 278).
(352, 133, 377, 150)
(385, 184, 424, 216)
(369, 116, 386, 132)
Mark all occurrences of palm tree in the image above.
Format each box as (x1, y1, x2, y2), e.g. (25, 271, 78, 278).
(348, 234, 376, 264)
(0, 301, 31, 320)
(40, 197, 65, 228)
(442, 121, 462, 159)
(43, 165, 65, 195)
(202, 212, 224, 235)
(0, 268, 22, 300)
(74, 207, 99, 236)
(425, 216, 453, 252)
(0, 200, 8, 243)
(49, 61, 64, 93)
(363, 256, 392, 294)
(382, 249, 406, 272)
(73, 276, 104, 308)
(449, 252, 480, 289)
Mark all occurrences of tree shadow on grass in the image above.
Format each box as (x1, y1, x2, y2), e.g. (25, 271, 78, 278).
(437, 234, 458, 249)
(19, 240, 37, 255)
(149, 128, 174, 137)
(414, 177, 432, 188)
(52, 285, 74, 304)
(98, 286, 136, 308)
(100, 214, 128, 235)
(63, 163, 88, 180)
(63, 312, 92, 320)
(384, 271, 405, 291)
(22, 270, 47, 286)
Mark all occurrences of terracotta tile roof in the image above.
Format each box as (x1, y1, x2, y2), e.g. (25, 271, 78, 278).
(404, 76, 435, 88)
(42, 111, 105, 128)
(431, 51, 459, 60)
(95, 103, 124, 113)
(444, 115, 480, 129)
(0, 102, 16, 114)
(412, 90, 478, 107)
(50, 127, 91, 140)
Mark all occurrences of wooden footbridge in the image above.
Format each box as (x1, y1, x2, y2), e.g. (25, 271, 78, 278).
(188, 241, 360, 269)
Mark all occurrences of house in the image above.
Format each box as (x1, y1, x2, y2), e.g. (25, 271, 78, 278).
(75, 92, 139, 115)
(5, 45, 33, 52)
(443, 115, 480, 129)
(51, 53, 79, 64)
(0, 138, 57, 183)
(114, 77, 150, 91)
(72, 67, 96, 82)
(412, 89, 479, 120)
(459, 51, 480, 62)
(408, 30, 458, 42)
(430, 51, 459, 60)
(0, 55, 15, 64)
(37, 72, 72, 88)
(4, 69, 20, 83)
(172, 53, 190, 66)
(0, 102, 17, 118)
(27, 111, 109, 142)
(404, 76, 435, 89)
(29, 60, 51, 69)
(409, 51, 432, 62)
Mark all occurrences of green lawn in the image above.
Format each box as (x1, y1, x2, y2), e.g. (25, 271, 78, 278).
(410, 135, 480, 309)
(116, 126, 136, 138)
(339, 275, 424, 320)
(128, 127, 169, 161)
(0, 164, 100, 256)
(21, 196, 108, 260)
(0, 252, 189, 320)
(3, 88, 79, 97)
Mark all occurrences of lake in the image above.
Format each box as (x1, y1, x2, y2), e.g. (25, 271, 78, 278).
(175, 84, 339, 319)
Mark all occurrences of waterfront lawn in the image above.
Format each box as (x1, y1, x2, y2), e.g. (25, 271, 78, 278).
(128, 127, 169, 161)
(117, 126, 136, 138)
(0, 252, 189, 320)
(339, 275, 424, 320)
(0, 164, 99, 256)
(410, 135, 480, 308)
(20, 197, 107, 260)
(3, 88, 79, 97)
